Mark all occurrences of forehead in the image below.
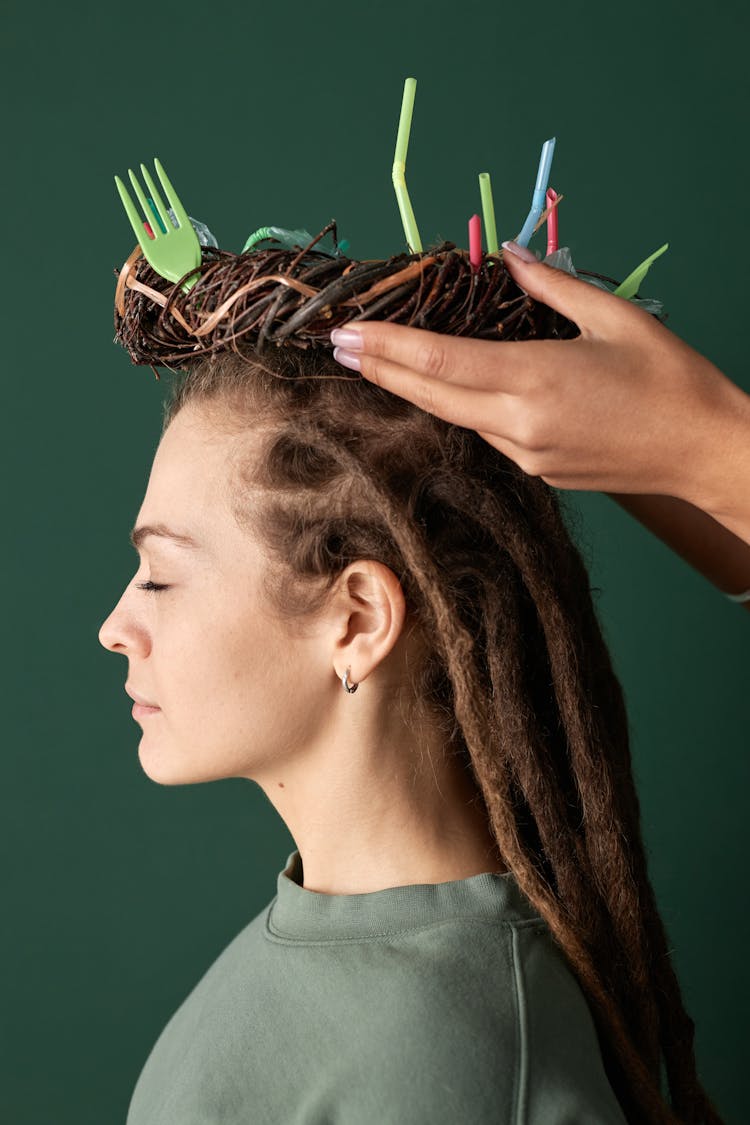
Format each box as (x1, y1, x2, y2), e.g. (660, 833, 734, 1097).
(154, 408, 236, 486)
(135, 408, 237, 541)
(134, 407, 269, 551)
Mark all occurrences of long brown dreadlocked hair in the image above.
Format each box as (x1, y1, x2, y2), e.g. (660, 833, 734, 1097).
(158, 346, 721, 1125)
(114, 234, 722, 1124)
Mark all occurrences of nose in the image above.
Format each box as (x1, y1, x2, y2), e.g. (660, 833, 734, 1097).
(98, 613, 116, 652)
(98, 586, 144, 655)
(98, 604, 124, 652)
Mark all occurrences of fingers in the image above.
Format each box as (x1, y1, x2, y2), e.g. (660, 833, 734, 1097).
(475, 428, 533, 467)
(502, 250, 641, 338)
(333, 320, 581, 395)
(349, 344, 516, 435)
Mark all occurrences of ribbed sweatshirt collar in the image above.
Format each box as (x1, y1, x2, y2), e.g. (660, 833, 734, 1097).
(266, 849, 544, 942)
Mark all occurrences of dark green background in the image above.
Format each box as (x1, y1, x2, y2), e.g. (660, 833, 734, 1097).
(1, 1, 747, 1121)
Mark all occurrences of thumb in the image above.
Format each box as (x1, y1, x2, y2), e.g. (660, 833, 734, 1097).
(501, 240, 623, 333)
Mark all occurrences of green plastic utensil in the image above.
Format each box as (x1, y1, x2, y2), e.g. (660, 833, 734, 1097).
(114, 157, 202, 292)
(612, 242, 669, 301)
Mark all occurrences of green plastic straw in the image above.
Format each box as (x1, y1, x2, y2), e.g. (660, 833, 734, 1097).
(147, 197, 168, 234)
(613, 242, 669, 299)
(478, 173, 499, 255)
(392, 77, 422, 253)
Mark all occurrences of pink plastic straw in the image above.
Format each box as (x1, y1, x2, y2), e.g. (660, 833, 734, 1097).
(546, 188, 559, 255)
(469, 213, 482, 271)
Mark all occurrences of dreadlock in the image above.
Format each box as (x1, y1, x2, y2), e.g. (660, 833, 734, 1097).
(159, 342, 723, 1125)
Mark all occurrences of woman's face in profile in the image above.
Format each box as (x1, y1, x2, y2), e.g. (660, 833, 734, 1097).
(98, 404, 329, 787)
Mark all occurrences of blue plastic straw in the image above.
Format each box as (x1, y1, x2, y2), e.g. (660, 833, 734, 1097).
(515, 137, 556, 248)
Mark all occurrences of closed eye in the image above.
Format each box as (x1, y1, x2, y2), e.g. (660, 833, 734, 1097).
(135, 581, 169, 594)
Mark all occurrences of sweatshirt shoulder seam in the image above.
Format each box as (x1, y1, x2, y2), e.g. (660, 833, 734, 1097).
(509, 923, 530, 1125)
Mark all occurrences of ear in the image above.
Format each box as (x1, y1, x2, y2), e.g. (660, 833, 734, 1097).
(330, 561, 407, 686)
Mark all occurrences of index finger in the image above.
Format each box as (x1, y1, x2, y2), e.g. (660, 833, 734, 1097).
(352, 353, 519, 435)
(334, 321, 583, 393)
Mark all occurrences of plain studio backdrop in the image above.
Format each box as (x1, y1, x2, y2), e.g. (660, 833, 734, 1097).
(0, 1, 746, 1121)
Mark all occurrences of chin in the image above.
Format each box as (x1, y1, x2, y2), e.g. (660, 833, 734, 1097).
(136, 743, 226, 787)
(135, 730, 263, 786)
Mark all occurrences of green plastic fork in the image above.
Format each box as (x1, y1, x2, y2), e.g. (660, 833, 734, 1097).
(114, 157, 202, 292)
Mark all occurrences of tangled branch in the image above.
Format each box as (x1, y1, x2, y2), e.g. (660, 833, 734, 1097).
(113, 220, 591, 374)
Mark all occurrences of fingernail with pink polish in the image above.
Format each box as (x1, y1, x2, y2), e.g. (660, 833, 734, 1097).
(330, 328, 363, 349)
(333, 346, 362, 372)
(502, 240, 538, 263)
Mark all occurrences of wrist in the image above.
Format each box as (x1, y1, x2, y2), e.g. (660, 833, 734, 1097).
(680, 371, 750, 532)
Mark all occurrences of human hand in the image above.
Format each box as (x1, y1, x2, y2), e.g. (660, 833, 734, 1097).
(329, 247, 739, 505)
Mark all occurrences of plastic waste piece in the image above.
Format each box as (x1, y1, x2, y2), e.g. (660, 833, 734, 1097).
(613, 243, 669, 300)
(164, 207, 218, 248)
(543, 246, 665, 316)
(146, 197, 167, 235)
(516, 137, 556, 247)
(241, 225, 349, 257)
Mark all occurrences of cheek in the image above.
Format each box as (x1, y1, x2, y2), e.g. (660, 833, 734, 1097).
(166, 601, 282, 727)
(138, 596, 328, 785)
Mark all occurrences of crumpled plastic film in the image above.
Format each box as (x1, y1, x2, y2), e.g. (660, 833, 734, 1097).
(165, 208, 218, 249)
(241, 225, 350, 257)
(543, 246, 664, 316)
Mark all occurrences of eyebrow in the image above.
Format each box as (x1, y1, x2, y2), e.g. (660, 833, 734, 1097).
(129, 523, 202, 551)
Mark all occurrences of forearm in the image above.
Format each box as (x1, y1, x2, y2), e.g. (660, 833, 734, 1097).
(604, 491, 750, 612)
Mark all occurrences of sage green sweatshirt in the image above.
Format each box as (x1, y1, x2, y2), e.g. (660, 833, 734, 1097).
(126, 849, 628, 1124)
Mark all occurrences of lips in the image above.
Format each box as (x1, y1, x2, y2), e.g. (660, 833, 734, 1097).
(125, 684, 160, 708)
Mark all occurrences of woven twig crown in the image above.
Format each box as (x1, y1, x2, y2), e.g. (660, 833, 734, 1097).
(112, 219, 629, 376)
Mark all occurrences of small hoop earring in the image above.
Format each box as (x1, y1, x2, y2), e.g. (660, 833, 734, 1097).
(342, 666, 359, 693)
